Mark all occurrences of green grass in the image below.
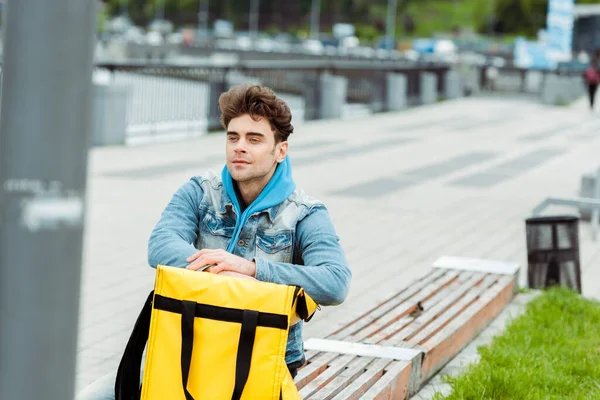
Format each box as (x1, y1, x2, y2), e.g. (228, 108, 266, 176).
(433, 287, 600, 400)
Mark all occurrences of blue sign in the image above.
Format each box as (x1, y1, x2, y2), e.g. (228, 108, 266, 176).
(513, 37, 556, 69)
(546, 0, 575, 55)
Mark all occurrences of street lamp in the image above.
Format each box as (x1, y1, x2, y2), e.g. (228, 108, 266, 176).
(385, 0, 398, 51)
(249, 0, 259, 38)
(198, 0, 209, 38)
(156, 0, 165, 20)
(310, 0, 321, 40)
(120, 0, 128, 18)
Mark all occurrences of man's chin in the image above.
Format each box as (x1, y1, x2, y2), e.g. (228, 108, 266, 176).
(229, 172, 251, 183)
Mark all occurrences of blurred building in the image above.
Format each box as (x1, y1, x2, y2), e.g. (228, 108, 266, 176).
(573, 4, 600, 55)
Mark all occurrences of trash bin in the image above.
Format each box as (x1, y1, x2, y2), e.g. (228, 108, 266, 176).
(525, 215, 581, 293)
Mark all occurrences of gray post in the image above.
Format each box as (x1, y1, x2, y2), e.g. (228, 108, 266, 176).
(421, 72, 438, 105)
(310, 0, 321, 40)
(593, 167, 600, 240)
(249, 0, 259, 38)
(445, 69, 462, 99)
(0, 0, 96, 399)
(385, 0, 398, 51)
(320, 72, 348, 119)
(386, 73, 407, 111)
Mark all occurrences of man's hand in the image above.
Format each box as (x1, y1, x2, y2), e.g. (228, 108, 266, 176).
(186, 249, 256, 277)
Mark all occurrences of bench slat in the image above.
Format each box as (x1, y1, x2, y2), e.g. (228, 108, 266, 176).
(407, 273, 499, 345)
(327, 269, 448, 341)
(348, 270, 461, 343)
(298, 354, 356, 398)
(388, 272, 486, 344)
(306, 356, 376, 400)
(328, 358, 396, 400)
(295, 352, 343, 390)
(358, 360, 412, 400)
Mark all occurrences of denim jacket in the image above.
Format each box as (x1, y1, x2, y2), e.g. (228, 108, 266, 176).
(148, 171, 352, 364)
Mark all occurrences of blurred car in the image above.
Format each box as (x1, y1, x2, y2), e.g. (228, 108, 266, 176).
(148, 19, 173, 35)
(302, 39, 324, 55)
(146, 31, 164, 46)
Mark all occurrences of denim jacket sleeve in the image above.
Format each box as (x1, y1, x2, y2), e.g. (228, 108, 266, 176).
(254, 205, 352, 306)
(148, 178, 202, 268)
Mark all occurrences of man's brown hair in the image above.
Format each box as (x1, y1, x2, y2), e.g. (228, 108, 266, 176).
(219, 84, 293, 143)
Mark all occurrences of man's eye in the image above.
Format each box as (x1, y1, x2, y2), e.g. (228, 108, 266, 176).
(228, 136, 237, 141)
(250, 138, 260, 143)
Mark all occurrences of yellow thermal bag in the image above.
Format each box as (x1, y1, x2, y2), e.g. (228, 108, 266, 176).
(115, 264, 318, 400)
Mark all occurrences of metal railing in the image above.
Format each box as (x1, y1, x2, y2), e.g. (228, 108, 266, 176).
(94, 59, 452, 143)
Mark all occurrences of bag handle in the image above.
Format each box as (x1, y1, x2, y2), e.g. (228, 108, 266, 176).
(231, 310, 259, 400)
(115, 291, 154, 400)
(180, 301, 197, 400)
(179, 302, 260, 400)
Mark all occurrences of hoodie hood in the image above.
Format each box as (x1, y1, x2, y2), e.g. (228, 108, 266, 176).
(221, 155, 296, 252)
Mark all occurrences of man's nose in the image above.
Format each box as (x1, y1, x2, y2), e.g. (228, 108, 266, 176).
(233, 141, 248, 153)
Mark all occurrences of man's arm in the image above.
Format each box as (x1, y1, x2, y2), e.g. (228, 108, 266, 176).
(254, 206, 352, 306)
(148, 178, 203, 268)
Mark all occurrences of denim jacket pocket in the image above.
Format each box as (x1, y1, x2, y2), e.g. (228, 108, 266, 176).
(199, 211, 234, 250)
(255, 230, 293, 264)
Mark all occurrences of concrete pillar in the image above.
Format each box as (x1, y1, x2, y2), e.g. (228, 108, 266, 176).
(302, 72, 321, 121)
(320, 72, 347, 119)
(92, 83, 130, 146)
(444, 69, 461, 99)
(525, 71, 544, 93)
(369, 74, 387, 113)
(541, 74, 561, 105)
(420, 72, 437, 105)
(386, 73, 407, 111)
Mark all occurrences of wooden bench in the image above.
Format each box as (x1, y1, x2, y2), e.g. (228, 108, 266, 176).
(295, 256, 520, 399)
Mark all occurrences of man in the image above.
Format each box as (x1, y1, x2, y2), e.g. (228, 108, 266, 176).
(584, 50, 600, 111)
(148, 83, 351, 374)
(78, 84, 351, 399)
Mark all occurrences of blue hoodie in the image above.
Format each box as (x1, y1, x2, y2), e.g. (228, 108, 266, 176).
(221, 155, 296, 252)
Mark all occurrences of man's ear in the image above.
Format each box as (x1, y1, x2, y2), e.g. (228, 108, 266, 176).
(276, 141, 288, 163)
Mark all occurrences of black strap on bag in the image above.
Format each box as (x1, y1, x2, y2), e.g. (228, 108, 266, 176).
(178, 304, 261, 400)
(232, 310, 259, 400)
(115, 291, 154, 400)
(180, 301, 197, 400)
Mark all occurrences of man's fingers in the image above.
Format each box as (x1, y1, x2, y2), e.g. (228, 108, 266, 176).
(186, 248, 220, 262)
(186, 251, 201, 262)
(186, 262, 202, 271)
(209, 263, 226, 274)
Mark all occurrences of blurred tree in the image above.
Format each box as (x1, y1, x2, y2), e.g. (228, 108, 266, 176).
(101, 0, 599, 39)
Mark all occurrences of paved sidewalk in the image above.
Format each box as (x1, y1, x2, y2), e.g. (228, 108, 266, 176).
(76, 94, 600, 393)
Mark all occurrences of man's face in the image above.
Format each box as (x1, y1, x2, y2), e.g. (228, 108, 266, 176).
(226, 114, 288, 185)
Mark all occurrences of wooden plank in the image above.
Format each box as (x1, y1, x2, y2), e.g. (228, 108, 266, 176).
(419, 275, 515, 382)
(358, 360, 412, 400)
(407, 273, 499, 345)
(307, 357, 376, 400)
(295, 352, 342, 390)
(327, 269, 448, 341)
(362, 271, 474, 345)
(329, 358, 394, 400)
(298, 354, 357, 398)
(387, 272, 487, 344)
(347, 270, 461, 343)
